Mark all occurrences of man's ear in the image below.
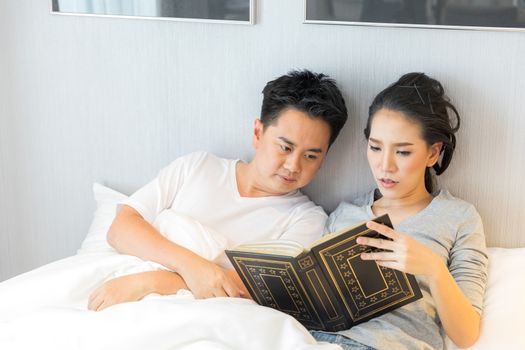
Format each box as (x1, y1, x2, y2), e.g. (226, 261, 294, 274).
(427, 142, 443, 167)
(252, 119, 264, 149)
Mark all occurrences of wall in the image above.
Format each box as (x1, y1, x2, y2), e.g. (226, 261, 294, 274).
(1, 0, 524, 281)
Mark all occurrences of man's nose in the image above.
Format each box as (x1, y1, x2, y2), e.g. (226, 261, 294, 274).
(284, 153, 301, 173)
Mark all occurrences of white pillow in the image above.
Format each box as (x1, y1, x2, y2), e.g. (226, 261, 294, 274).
(78, 183, 231, 269)
(77, 183, 127, 254)
(448, 247, 525, 350)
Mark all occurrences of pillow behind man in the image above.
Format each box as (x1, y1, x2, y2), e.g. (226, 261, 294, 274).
(77, 183, 125, 254)
(79, 183, 231, 269)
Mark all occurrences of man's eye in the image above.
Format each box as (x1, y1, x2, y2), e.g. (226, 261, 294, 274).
(369, 145, 381, 152)
(305, 154, 318, 160)
(280, 145, 291, 152)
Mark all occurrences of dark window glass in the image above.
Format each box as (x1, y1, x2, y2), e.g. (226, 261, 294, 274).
(306, 0, 525, 29)
(52, 0, 251, 22)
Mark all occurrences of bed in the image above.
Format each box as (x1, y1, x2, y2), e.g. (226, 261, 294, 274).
(0, 183, 523, 350)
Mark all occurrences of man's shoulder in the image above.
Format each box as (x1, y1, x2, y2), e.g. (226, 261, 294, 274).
(284, 191, 327, 219)
(167, 151, 232, 170)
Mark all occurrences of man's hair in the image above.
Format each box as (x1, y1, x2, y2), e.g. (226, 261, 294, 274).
(260, 70, 348, 147)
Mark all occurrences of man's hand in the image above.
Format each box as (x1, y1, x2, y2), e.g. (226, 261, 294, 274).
(88, 273, 148, 312)
(179, 254, 244, 299)
(225, 269, 251, 300)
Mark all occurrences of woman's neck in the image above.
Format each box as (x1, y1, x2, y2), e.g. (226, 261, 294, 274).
(371, 188, 434, 225)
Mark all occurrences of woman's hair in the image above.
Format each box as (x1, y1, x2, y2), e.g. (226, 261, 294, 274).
(364, 72, 461, 193)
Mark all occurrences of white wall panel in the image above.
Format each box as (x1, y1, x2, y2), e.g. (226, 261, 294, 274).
(1, 0, 523, 281)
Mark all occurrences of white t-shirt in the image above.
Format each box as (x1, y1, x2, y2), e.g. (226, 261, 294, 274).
(122, 151, 327, 249)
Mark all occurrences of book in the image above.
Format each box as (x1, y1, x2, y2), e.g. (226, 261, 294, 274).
(225, 214, 422, 332)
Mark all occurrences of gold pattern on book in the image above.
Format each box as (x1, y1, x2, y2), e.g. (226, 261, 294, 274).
(299, 256, 314, 269)
(233, 257, 325, 329)
(318, 230, 418, 321)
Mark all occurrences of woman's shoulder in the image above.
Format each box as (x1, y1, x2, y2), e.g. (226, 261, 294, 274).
(429, 189, 482, 229)
(326, 190, 375, 233)
(433, 189, 479, 215)
(333, 189, 375, 212)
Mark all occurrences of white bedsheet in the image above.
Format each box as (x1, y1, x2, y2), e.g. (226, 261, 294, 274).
(0, 252, 340, 350)
(0, 209, 342, 349)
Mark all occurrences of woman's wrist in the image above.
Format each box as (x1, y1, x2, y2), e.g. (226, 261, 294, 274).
(428, 258, 449, 285)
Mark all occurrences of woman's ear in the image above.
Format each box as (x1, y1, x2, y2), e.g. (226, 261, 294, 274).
(427, 142, 443, 167)
(252, 119, 264, 149)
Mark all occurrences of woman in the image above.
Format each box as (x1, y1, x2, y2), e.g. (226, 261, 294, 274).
(313, 73, 488, 350)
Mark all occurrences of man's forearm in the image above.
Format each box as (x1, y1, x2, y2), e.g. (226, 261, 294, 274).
(107, 206, 200, 272)
(142, 271, 187, 295)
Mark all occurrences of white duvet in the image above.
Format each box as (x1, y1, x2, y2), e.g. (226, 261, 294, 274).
(4, 183, 523, 350)
(0, 211, 341, 350)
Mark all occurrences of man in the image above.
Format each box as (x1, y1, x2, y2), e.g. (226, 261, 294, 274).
(88, 70, 348, 311)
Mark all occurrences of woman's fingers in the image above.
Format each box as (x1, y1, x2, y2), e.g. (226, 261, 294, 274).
(375, 260, 403, 270)
(360, 251, 397, 262)
(357, 236, 396, 251)
(366, 221, 399, 240)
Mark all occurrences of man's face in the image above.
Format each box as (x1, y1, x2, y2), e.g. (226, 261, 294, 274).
(251, 108, 331, 196)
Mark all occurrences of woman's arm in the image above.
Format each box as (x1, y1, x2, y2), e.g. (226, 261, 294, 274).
(426, 263, 481, 348)
(358, 221, 481, 348)
(107, 205, 244, 299)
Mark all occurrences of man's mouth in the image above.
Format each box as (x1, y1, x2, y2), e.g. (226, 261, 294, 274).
(279, 175, 297, 183)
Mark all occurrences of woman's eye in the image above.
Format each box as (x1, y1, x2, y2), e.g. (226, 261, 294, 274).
(369, 145, 381, 152)
(397, 151, 411, 156)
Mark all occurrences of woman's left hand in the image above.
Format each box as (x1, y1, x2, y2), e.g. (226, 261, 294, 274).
(357, 221, 443, 278)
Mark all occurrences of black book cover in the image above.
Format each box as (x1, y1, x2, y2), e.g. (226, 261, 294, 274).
(226, 214, 422, 331)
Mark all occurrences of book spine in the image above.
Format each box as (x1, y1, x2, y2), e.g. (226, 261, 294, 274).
(293, 252, 350, 332)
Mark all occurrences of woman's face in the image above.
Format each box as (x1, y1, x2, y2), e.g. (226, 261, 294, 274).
(367, 108, 441, 200)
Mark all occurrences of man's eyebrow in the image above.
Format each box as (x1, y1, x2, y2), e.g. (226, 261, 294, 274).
(278, 137, 323, 153)
(369, 137, 413, 147)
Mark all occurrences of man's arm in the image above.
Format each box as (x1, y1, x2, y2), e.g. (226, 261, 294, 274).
(107, 205, 243, 299)
(88, 268, 250, 311)
(88, 271, 186, 311)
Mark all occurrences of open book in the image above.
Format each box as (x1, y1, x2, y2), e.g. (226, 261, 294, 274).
(225, 214, 422, 331)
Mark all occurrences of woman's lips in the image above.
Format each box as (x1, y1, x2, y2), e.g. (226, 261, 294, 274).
(378, 178, 398, 189)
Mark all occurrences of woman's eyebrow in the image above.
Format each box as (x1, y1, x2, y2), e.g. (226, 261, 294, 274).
(369, 137, 413, 147)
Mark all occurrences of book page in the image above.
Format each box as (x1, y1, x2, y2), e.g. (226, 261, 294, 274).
(230, 239, 306, 257)
(307, 221, 372, 249)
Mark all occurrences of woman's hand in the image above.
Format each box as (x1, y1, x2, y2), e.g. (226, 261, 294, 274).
(359, 221, 482, 347)
(179, 254, 244, 299)
(357, 221, 444, 279)
(88, 273, 149, 312)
